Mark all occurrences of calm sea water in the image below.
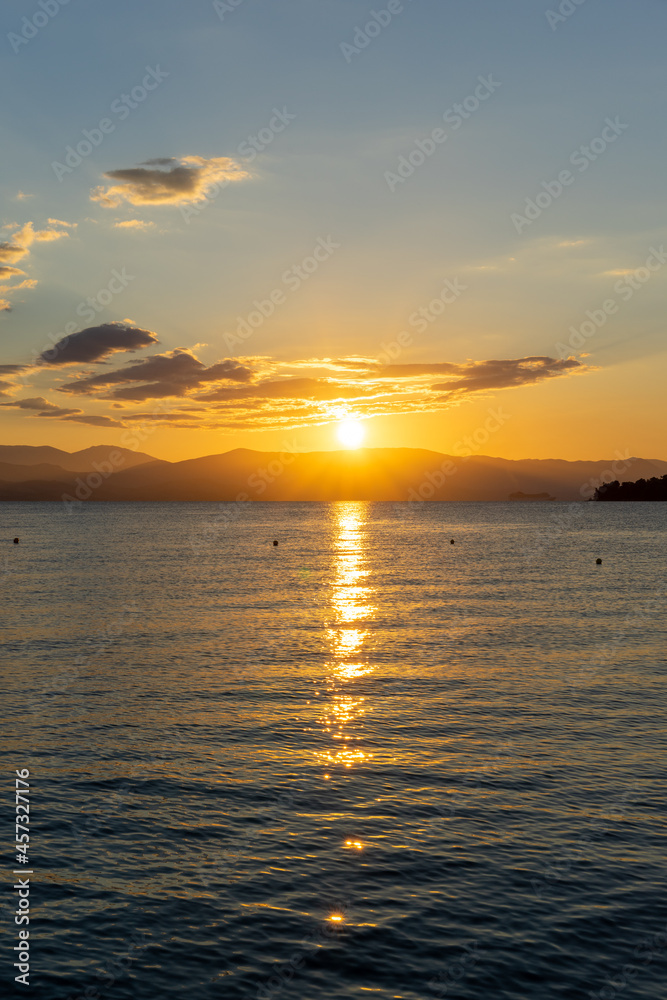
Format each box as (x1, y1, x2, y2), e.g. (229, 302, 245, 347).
(1, 501, 666, 1000)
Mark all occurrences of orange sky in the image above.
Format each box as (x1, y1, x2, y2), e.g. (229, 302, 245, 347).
(1, 4, 665, 462)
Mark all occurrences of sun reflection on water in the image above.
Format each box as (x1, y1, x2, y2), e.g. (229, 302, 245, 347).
(317, 504, 376, 772)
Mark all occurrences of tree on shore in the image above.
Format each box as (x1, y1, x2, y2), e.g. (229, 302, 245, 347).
(593, 475, 667, 501)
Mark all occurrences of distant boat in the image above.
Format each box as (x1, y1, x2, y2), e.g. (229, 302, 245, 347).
(508, 491, 556, 501)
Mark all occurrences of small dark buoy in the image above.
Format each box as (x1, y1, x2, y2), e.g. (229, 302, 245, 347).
(596, 558, 602, 565)
(13, 537, 19, 544)
(273, 540, 279, 547)
(450, 539, 455, 545)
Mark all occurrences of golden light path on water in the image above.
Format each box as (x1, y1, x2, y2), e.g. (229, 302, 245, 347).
(318, 503, 376, 776)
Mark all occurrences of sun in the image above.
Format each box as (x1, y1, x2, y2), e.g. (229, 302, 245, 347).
(337, 419, 365, 449)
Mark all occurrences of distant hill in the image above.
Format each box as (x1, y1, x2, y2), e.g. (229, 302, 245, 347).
(0, 445, 156, 474)
(0, 446, 665, 502)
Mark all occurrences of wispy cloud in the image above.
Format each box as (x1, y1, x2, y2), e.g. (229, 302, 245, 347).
(0, 219, 73, 310)
(113, 219, 157, 231)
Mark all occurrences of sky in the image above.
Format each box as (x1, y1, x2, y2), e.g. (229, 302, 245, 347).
(0, 0, 665, 462)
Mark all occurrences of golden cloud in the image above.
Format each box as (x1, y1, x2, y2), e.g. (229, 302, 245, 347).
(90, 155, 249, 208)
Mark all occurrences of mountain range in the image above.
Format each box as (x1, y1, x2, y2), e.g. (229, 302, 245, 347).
(0, 445, 665, 502)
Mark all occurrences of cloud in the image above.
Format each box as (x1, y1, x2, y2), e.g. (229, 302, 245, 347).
(90, 155, 249, 208)
(0, 395, 126, 425)
(60, 350, 254, 398)
(0, 220, 72, 309)
(429, 356, 581, 396)
(201, 377, 375, 404)
(14, 191, 33, 202)
(113, 220, 156, 231)
(1, 396, 62, 411)
(55, 351, 583, 432)
(0, 221, 71, 265)
(0, 396, 81, 417)
(193, 355, 585, 431)
(0, 331, 586, 434)
(63, 414, 125, 427)
(5, 278, 37, 292)
(39, 323, 158, 366)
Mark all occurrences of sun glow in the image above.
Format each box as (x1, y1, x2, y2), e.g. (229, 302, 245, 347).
(337, 419, 365, 449)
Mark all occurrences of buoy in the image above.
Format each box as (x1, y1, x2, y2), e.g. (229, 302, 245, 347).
(13, 537, 19, 544)
(596, 558, 602, 565)
(273, 540, 279, 546)
(450, 539, 455, 545)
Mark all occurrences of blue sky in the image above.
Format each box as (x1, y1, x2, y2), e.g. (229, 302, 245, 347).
(0, 0, 665, 459)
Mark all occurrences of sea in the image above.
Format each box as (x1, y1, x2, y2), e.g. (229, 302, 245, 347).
(1, 500, 666, 1000)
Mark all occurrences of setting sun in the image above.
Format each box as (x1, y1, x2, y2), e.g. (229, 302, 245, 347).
(337, 419, 365, 449)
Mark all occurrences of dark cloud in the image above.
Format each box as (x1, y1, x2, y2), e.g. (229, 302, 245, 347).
(0, 365, 28, 374)
(37, 409, 82, 418)
(60, 350, 253, 399)
(430, 357, 581, 396)
(142, 158, 178, 167)
(90, 155, 249, 208)
(63, 414, 125, 427)
(0, 396, 81, 417)
(1, 396, 63, 411)
(39, 323, 158, 366)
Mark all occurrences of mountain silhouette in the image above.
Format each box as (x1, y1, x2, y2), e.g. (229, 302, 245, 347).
(1, 446, 665, 502)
